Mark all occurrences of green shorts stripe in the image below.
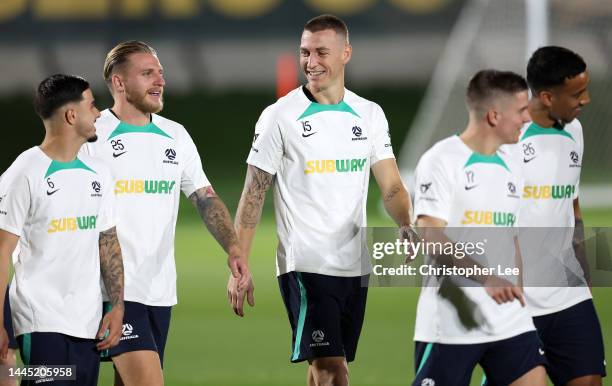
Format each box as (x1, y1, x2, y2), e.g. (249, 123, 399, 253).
(416, 342, 433, 375)
(291, 272, 307, 361)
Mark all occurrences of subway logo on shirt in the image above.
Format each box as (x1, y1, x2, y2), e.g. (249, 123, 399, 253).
(461, 211, 516, 226)
(115, 180, 176, 195)
(523, 185, 575, 199)
(48, 215, 97, 233)
(304, 158, 367, 175)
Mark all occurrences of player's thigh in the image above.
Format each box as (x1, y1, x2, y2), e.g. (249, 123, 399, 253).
(112, 350, 164, 386)
(412, 341, 483, 386)
(17, 332, 99, 386)
(340, 275, 368, 363)
(278, 272, 347, 363)
(101, 301, 160, 363)
(534, 300, 605, 385)
(0, 348, 17, 386)
(480, 331, 546, 386)
(509, 365, 547, 386)
(146, 305, 172, 366)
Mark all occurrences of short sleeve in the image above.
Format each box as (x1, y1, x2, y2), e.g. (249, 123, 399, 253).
(370, 104, 395, 165)
(413, 154, 452, 223)
(0, 170, 31, 237)
(246, 105, 283, 175)
(179, 129, 211, 198)
(96, 167, 117, 232)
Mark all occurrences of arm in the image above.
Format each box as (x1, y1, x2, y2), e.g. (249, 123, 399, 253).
(96, 226, 125, 351)
(371, 159, 413, 228)
(0, 230, 18, 359)
(416, 215, 525, 306)
(573, 198, 591, 288)
(188, 185, 247, 281)
(227, 165, 274, 316)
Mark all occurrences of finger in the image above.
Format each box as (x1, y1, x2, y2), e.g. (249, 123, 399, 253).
(96, 316, 110, 340)
(236, 290, 245, 317)
(247, 287, 255, 307)
(0, 340, 7, 360)
(231, 291, 242, 317)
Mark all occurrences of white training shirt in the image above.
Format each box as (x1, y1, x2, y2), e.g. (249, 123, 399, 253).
(84, 109, 210, 306)
(0, 147, 116, 339)
(413, 135, 536, 344)
(511, 120, 591, 316)
(247, 86, 395, 277)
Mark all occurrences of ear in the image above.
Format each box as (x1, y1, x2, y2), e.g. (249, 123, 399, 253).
(537, 90, 553, 108)
(64, 107, 77, 126)
(486, 109, 498, 127)
(343, 43, 352, 65)
(111, 73, 125, 93)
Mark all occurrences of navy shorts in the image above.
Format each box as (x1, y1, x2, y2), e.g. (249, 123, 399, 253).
(278, 272, 368, 363)
(533, 299, 606, 385)
(3, 288, 17, 349)
(413, 331, 546, 386)
(17, 332, 100, 386)
(101, 301, 172, 366)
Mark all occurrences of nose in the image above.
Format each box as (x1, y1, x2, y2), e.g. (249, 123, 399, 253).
(580, 91, 590, 106)
(307, 54, 318, 69)
(154, 72, 165, 87)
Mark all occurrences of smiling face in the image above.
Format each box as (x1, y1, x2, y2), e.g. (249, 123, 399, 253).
(545, 71, 590, 124)
(494, 90, 531, 144)
(118, 52, 165, 114)
(299, 28, 351, 93)
(72, 88, 101, 143)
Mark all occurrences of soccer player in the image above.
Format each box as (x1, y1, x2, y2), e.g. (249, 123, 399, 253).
(412, 70, 546, 386)
(0, 74, 125, 385)
(516, 46, 605, 386)
(229, 14, 414, 386)
(85, 41, 248, 386)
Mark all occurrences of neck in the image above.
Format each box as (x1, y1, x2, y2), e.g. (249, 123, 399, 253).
(306, 81, 344, 104)
(459, 122, 502, 155)
(112, 99, 151, 126)
(528, 99, 557, 128)
(39, 129, 84, 162)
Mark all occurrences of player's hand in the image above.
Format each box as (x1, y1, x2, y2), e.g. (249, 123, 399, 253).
(96, 305, 124, 351)
(484, 276, 525, 306)
(227, 245, 251, 292)
(227, 271, 255, 317)
(0, 326, 8, 359)
(399, 224, 419, 262)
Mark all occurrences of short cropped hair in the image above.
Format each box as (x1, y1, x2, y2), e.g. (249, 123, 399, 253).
(304, 14, 349, 43)
(103, 40, 157, 88)
(33, 74, 89, 120)
(466, 69, 528, 111)
(527, 46, 586, 92)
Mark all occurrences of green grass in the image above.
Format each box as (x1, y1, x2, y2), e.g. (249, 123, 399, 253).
(96, 206, 612, 385)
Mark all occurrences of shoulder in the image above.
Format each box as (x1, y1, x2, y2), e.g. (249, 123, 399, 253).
(4, 148, 45, 179)
(343, 89, 384, 119)
(94, 109, 120, 139)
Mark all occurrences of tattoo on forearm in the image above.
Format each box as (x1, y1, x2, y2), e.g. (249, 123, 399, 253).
(99, 227, 124, 309)
(236, 166, 274, 229)
(189, 186, 239, 252)
(383, 184, 402, 202)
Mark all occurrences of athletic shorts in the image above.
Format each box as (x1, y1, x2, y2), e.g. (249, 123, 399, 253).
(17, 332, 99, 386)
(278, 271, 368, 363)
(100, 301, 172, 366)
(413, 331, 546, 386)
(3, 288, 17, 349)
(533, 299, 606, 385)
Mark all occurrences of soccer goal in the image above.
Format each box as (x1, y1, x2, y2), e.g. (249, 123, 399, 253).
(398, 0, 612, 208)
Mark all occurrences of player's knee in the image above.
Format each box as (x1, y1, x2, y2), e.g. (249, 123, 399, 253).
(310, 357, 348, 386)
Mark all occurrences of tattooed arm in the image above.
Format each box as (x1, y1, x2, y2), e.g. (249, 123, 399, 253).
(96, 226, 124, 351)
(226, 165, 274, 316)
(371, 159, 414, 229)
(189, 185, 240, 257)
